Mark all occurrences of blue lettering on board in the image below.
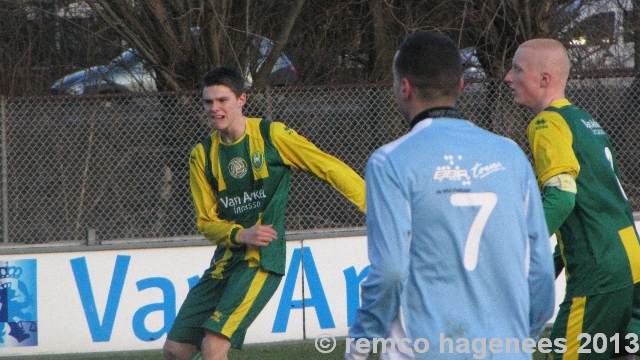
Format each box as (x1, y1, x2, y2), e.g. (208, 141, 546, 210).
(70, 255, 130, 342)
(132, 277, 176, 341)
(272, 247, 335, 332)
(187, 275, 200, 290)
(343, 265, 369, 326)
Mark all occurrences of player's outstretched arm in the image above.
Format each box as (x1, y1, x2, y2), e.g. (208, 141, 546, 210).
(269, 122, 366, 213)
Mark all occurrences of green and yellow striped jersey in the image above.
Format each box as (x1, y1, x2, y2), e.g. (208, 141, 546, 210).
(189, 117, 365, 274)
(528, 99, 640, 297)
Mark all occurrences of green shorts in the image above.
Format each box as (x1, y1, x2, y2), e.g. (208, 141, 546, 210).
(614, 282, 640, 357)
(549, 285, 635, 359)
(167, 246, 282, 349)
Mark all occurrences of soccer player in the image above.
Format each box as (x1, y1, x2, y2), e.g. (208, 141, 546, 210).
(505, 38, 640, 360)
(163, 67, 366, 360)
(346, 31, 555, 360)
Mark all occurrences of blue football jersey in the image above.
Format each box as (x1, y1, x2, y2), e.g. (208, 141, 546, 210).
(349, 118, 555, 359)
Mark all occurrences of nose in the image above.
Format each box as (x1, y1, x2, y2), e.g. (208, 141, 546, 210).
(504, 70, 513, 84)
(205, 102, 217, 113)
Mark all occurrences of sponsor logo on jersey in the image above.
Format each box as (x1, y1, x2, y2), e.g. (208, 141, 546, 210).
(434, 154, 506, 190)
(581, 119, 606, 135)
(471, 162, 506, 178)
(228, 157, 248, 179)
(434, 155, 471, 185)
(220, 188, 267, 214)
(251, 152, 265, 172)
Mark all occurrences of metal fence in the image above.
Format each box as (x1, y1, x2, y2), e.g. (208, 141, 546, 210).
(2, 75, 640, 244)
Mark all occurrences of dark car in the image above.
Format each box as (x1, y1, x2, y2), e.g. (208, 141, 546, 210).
(51, 38, 299, 95)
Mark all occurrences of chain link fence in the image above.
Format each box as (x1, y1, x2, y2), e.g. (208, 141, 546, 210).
(2, 75, 640, 245)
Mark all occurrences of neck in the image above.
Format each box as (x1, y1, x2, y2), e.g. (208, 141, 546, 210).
(533, 91, 565, 115)
(405, 98, 456, 123)
(409, 105, 458, 129)
(220, 117, 247, 143)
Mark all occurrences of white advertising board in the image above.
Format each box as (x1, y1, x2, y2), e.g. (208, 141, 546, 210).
(0, 222, 638, 357)
(0, 243, 302, 356)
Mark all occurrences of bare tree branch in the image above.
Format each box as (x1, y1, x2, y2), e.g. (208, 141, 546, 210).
(252, 0, 305, 87)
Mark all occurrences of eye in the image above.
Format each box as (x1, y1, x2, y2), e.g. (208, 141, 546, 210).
(202, 99, 213, 105)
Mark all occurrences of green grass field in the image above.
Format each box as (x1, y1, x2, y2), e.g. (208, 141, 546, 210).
(2, 331, 592, 360)
(5, 330, 639, 360)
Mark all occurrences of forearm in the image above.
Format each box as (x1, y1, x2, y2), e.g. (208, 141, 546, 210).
(553, 244, 565, 278)
(197, 219, 243, 247)
(271, 123, 366, 212)
(541, 174, 576, 235)
(313, 160, 366, 213)
(543, 184, 570, 277)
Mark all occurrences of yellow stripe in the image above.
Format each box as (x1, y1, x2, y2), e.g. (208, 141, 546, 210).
(557, 233, 569, 279)
(221, 269, 269, 338)
(563, 296, 586, 360)
(244, 246, 261, 268)
(619, 226, 640, 283)
(247, 118, 269, 180)
(209, 133, 226, 191)
(210, 248, 233, 279)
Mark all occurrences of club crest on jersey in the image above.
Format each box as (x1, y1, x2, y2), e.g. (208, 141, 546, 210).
(228, 157, 248, 179)
(251, 152, 265, 171)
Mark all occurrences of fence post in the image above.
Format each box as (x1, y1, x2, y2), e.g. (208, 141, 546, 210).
(1, 96, 7, 244)
(85, 228, 99, 246)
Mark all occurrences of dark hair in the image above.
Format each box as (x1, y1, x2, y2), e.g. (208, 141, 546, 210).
(201, 67, 245, 97)
(394, 31, 462, 100)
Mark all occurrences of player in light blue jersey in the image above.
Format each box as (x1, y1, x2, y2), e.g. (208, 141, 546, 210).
(346, 31, 556, 360)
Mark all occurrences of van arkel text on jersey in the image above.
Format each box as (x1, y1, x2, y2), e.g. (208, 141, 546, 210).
(220, 188, 267, 214)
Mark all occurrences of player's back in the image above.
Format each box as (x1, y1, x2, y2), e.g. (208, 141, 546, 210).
(545, 103, 639, 297)
(368, 118, 552, 357)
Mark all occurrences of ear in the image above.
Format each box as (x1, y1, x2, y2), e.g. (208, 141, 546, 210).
(237, 93, 247, 106)
(540, 72, 551, 88)
(456, 78, 464, 94)
(401, 77, 413, 99)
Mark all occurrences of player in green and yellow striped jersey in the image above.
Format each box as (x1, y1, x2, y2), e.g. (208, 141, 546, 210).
(506, 39, 640, 360)
(163, 67, 365, 360)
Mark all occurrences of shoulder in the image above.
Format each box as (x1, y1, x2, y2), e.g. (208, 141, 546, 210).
(532, 109, 567, 125)
(376, 119, 435, 158)
(190, 132, 216, 158)
(245, 117, 264, 132)
(268, 120, 302, 139)
(191, 133, 213, 152)
(528, 109, 572, 138)
(189, 141, 206, 166)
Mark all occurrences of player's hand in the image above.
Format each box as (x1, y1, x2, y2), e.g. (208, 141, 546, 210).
(237, 225, 277, 247)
